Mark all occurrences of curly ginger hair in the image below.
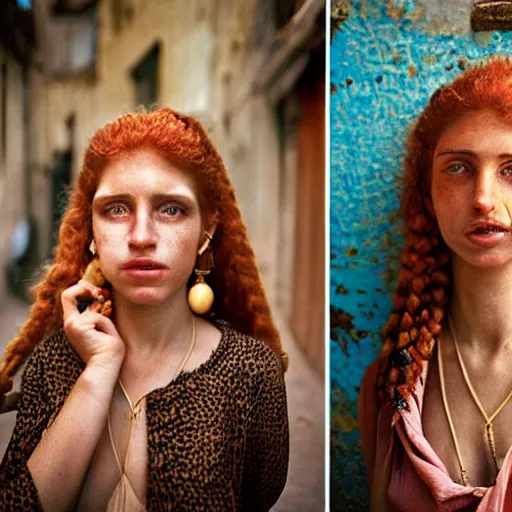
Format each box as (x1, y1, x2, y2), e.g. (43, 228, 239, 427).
(377, 56, 512, 409)
(0, 108, 287, 407)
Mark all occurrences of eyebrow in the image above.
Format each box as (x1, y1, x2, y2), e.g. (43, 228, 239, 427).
(92, 193, 196, 206)
(435, 149, 512, 159)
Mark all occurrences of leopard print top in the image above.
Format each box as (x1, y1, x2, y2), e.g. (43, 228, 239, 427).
(0, 320, 289, 511)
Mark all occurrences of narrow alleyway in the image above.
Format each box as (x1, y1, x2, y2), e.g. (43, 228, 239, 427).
(0, 294, 31, 455)
(273, 315, 325, 511)
(0, 295, 325, 510)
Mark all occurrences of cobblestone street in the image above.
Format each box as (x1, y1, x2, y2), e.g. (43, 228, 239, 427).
(0, 294, 325, 510)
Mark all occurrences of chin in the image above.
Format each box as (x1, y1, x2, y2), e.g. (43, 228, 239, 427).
(116, 286, 174, 306)
(454, 250, 512, 270)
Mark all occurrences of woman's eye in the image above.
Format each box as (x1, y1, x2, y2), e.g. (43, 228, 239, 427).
(106, 204, 128, 215)
(445, 162, 469, 175)
(161, 205, 182, 216)
(501, 166, 512, 177)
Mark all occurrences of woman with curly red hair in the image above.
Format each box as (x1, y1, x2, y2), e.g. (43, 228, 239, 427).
(359, 57, 512, 511)
(0, 108, 289, 511)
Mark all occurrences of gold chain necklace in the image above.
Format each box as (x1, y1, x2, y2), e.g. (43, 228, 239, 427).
(439, 315, 512, 485)
(437, 334, 470, 486)
(116, 315, 196, 421)
(449, 315, 512, 476)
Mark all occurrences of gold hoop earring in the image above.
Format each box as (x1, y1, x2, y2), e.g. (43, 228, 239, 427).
(188, 233, 214, 315)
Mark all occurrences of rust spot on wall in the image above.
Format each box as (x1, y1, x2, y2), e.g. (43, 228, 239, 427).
(336, 284, 349, 295)
(331, 82, 339, 94)
(388, 210, 400, 223)
(408, 65, 416, 77)
(423, 55, 438, 64)
(331, 306, 355, 334)
(386, 1, 406, 21)
(331, 306, 371, 356)
(346, 247, 358, 257)
(332, 409, 358, 433)
(331, 0, 352, 39)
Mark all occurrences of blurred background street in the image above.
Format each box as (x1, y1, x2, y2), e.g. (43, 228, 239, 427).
(0, 0, 325, 509)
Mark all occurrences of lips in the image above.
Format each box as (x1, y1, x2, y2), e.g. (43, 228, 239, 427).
(466, 221, 512, 235)
(121, 259, 168, 270)
(465, 221, 512, 249)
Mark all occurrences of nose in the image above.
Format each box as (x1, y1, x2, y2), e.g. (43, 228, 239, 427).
(128, 209, 157, 250)
(472, 170, 496, 215)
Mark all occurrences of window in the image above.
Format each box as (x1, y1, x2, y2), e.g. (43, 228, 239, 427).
(45, 7, 97, 78)
(131, 43, 160, 109)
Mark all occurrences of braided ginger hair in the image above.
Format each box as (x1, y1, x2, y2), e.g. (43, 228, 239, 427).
(0, 108, 286, 408)
(378, 56, 512, 409)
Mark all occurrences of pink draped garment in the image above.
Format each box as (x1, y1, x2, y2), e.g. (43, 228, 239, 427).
(369, 361, 512, 511)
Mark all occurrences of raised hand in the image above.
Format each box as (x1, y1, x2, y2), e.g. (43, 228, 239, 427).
(61, 279, 125, 368)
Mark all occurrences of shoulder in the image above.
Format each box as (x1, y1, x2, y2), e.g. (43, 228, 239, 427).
(22, 329, 83, 386)
(27, 329, 81, 365)
(214, 319, 285, 382)
(358, 358, 382, 485)
(359, 358, 380, 406)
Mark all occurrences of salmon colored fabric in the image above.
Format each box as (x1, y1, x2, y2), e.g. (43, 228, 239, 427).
(369, 362, 512, 511)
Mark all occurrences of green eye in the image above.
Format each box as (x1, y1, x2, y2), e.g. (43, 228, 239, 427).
(162, 205, 182, 216)
(501, 166, 512, 177)
(445, 162, 468, 174)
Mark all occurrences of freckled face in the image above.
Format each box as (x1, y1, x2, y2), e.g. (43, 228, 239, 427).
(92, 150, 203, 305)
(431, 108, 512, 268)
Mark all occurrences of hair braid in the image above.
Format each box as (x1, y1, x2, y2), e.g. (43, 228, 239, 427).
(378, 212, 450, 408)
(376, 57, 512, 409)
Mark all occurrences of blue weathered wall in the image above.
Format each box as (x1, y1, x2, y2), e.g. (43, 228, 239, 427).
(330, 1, 512, 509)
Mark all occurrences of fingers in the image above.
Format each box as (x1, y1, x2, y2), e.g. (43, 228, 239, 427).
(61, 279, 102, 319)
(63, 309, 118, 340)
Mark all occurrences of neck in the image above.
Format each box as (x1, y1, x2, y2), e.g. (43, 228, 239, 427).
(450, 255, 512, 356)
(113, 287, 194, 356)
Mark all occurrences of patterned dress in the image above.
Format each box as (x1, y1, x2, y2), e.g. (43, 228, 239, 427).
(0, 320, 289, 511)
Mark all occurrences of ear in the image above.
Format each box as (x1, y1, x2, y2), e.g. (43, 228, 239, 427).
(204, 210, 220, 238)
(198, 211, 220, 254)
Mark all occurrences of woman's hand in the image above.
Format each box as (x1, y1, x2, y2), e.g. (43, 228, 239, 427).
(25, 280, 125, 512)
(61, 279, 125, 368)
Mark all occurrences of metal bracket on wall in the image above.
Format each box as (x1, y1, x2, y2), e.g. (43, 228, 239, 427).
(471, 0, 512, 31)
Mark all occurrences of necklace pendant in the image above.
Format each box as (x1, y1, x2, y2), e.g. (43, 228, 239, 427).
(130, 402, 144, 422)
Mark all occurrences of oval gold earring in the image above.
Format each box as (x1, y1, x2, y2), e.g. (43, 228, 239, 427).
(188, 233, 214, 314)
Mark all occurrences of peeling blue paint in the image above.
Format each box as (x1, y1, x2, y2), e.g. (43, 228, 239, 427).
(330, 1, 512, 509)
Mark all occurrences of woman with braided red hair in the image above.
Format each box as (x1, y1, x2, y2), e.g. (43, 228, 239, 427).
(0, 108, 289, 511)
(359, 57, 512, 511)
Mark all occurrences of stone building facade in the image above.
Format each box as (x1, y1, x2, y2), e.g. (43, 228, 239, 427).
(19, 0, 325, 374)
